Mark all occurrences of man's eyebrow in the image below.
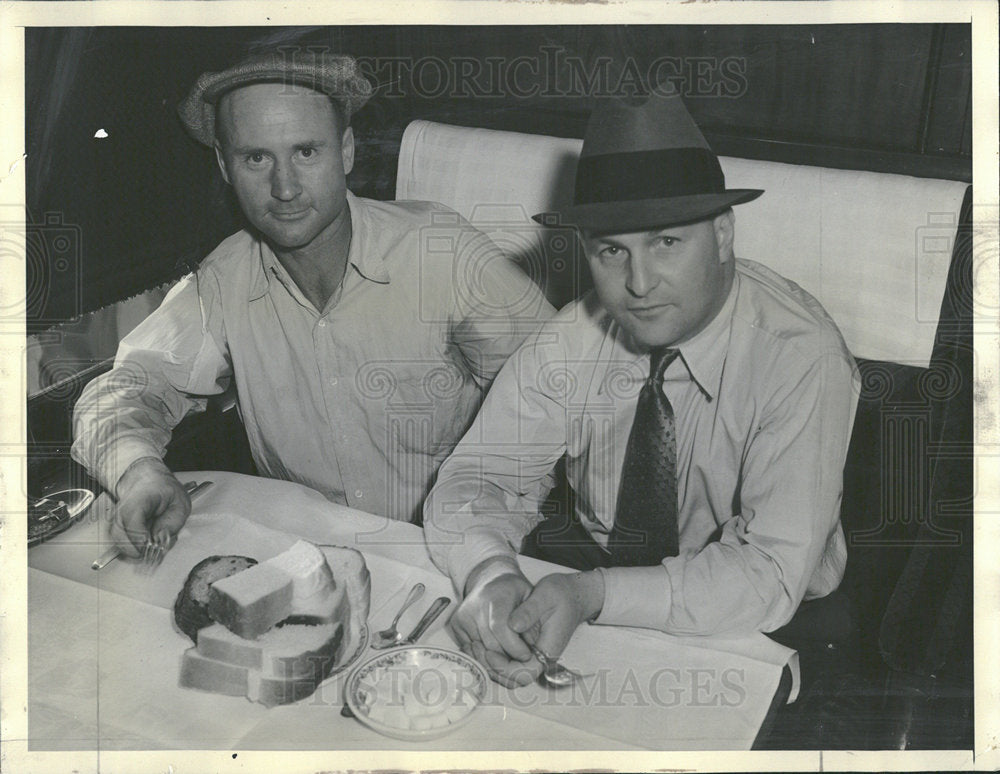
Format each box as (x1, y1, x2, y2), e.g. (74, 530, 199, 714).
(228, 140, 329, 155)
(586, 233, 627, 246)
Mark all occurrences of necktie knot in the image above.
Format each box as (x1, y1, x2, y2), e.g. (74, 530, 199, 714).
(649, 347, 679, 383)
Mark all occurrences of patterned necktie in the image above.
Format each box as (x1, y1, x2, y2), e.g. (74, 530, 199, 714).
(608, 346, 681, 566)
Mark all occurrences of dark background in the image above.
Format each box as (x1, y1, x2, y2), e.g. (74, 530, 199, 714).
(25, 24, 971, 328)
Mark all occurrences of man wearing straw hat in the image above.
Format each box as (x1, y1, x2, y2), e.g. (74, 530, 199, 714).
(72, 50, 552, 558)
(425, 92, 859, 687)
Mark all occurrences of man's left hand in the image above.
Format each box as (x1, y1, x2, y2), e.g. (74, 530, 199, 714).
(508, 570, 605, 660)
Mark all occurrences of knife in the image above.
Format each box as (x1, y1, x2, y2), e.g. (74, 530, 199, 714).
(91, 479, 213, 570)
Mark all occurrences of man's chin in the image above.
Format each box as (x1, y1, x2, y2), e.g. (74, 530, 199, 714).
(259, 225, 319, 252)
(620, 318, 683, 350)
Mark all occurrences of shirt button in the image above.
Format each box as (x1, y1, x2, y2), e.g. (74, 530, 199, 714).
(354, 489, 364, 498)
(318, 319, 327, 328)
(330, 378, 338, 386)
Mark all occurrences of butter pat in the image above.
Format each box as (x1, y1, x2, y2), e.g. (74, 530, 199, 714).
(267, 540, 338, 616)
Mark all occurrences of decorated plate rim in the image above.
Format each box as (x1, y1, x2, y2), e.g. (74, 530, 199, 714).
(328, 622, 369, 678)
(344, 645, 489, 739)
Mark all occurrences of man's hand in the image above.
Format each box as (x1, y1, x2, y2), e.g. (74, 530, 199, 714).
(508, 570, 605, 661)
(448, 557, 541, 687)
(111, 457, 191, 557)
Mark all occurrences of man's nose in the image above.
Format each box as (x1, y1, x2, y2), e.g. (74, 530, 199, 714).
(625, 253, 656, 297)
(270, 160, 302, 201)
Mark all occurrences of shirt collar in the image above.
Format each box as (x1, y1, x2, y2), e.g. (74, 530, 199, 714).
(246, 190, 390, 302)
(601, 270, 740, 401)
(672, 270, 739, 401)
(343, 191, 391, 285)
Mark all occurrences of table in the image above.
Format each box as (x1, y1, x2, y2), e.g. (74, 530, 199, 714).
(27, 471, 797, 752)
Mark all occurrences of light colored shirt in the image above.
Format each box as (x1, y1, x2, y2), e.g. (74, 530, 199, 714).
(72, 192, 554, 521)
(424, 259, 859, 636)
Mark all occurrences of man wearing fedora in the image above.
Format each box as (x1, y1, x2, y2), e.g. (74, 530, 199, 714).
(72, 50, 552, 558)
(424, 92, 859, 687)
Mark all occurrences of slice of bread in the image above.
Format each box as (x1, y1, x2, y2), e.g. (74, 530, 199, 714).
(196, 620, 344, 679)
(207, 541, 351, 638)
(179, 645, 340, 707)
(207, 562, 295, 640)
(173, 555, 258, 642)
(179, 648, 249, 697)
(321, 545, 370, 642)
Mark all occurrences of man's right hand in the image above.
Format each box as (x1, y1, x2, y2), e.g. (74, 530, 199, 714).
(111, 457, 191, 557)
(448, 557, 543, 688)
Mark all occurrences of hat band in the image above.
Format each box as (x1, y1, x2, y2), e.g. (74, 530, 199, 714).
(574, 148, 725, 205)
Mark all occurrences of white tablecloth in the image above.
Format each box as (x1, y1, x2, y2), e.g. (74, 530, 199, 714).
(27, 471, 796, 751)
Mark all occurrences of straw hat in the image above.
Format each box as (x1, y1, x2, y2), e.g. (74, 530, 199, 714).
(178, 51, 372, 147)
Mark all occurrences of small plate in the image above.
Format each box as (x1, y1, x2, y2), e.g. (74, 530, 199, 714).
(346, 646, 488, 741)
(329, 623, 369, 678)
(28, 488, 96, 547)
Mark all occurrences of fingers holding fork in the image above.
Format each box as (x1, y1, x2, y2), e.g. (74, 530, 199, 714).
(95, 479, 211, 572)
(140, 528, 174, 573)
(138, 480, 209, 572)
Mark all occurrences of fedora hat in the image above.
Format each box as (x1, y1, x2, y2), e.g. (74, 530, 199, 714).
(533, 93, 763, 232)
(178, 50, 373, 147)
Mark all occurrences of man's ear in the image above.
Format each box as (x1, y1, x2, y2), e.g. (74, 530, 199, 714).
(214, 142, 231, 185)
(341, 126, 355, 176)
(713, 208, 735, 264)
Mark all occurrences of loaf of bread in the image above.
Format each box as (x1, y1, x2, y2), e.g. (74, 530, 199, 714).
(176, 540, 369, 707)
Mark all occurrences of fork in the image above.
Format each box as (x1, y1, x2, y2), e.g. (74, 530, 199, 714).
(139, 480, 213, 572)
(139, 530, 170, 573)
(92, 480, 211, 572)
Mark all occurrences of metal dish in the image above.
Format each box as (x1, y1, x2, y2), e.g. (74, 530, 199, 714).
(28, 488, 96, 547)
(345, 646, 488, 741)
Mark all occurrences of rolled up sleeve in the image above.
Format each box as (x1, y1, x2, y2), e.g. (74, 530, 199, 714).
(71, 271, 232, 492)
(424, 327, 567, 593)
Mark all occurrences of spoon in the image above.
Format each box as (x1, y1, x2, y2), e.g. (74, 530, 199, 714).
(397, 596, 451, 646)
(527, 643, 590, 688)
(371, 582, 426, 649)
